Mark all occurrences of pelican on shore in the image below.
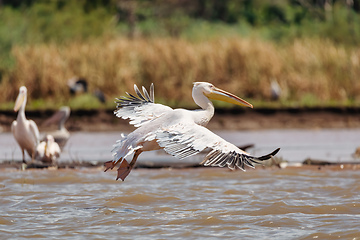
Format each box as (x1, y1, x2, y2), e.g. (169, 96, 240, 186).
(42, 106, 70, 150)
(35, 135, 61, 164)
(105, 82, 280, 181)
(11, 86, 40, 163)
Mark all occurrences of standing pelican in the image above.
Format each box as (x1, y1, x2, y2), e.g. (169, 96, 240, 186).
(35, 135, 61, 164)
(105, 82, 280, 181)
(42, 106, 70, 150)
(11, 86, 40, 163)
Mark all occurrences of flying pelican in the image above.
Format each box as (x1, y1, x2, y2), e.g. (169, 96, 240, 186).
(35, 135, 61, 164)
(11, 86, 40, 163)
(105, 82, 280, 181)
(42, 106, 70, 150)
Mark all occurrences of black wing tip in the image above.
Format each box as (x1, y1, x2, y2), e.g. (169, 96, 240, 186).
(257, 148, 280, 161)
(271, 147, 280, 156)
(114, 83, 154, 108)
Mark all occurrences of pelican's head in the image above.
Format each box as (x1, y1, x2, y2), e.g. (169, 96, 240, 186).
(46, 134, 55, 143)
(14, 86, 28, 112)
(193, 82, 253, 108)
(44, 135, 55, 156)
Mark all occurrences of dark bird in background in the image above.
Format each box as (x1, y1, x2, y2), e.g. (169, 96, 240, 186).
(67, 77, 106, 103)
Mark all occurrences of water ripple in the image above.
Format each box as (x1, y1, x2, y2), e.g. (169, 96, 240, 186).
(1, 167, 360, 239)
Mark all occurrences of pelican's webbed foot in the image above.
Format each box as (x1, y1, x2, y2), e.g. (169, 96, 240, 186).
(104, 160, 115, 172)
(116, 160, 132, 181)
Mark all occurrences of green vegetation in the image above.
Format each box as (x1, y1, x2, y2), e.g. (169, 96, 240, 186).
(1, 0, 360, 110)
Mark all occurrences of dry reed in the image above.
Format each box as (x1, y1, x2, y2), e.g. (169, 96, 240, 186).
(1, 37, 360, 108)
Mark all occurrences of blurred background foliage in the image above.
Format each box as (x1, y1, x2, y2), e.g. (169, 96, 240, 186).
(1, 0, 360, 109)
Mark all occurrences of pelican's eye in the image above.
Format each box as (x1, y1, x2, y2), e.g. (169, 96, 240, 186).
(207, 84, 214, 89)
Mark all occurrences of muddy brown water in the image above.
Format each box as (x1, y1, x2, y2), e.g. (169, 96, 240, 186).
(1, 167, 360, 239)
(1, 129, 360, 239)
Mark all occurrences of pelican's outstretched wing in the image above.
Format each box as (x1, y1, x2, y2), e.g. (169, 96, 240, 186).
(114, 84, 172, 127)
(154, 123, 280, 170)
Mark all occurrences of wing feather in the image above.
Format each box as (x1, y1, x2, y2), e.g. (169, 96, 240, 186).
(142, 86, 151, 101)
(237, 154, 245, 170)
(114, 84, 172, 128)
(155, 123, 280, 170)
(29, 120, 40, 145)
(149, 83, 154, 102)
(134, 84, 146, 101)
(228, 152, 237, 170)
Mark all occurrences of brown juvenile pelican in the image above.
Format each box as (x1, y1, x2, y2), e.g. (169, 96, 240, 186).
(105, 82, 280, 181)
(11, 86, 40, 163)
(35, 135, 61, 164)
(42, 106, 70, 150)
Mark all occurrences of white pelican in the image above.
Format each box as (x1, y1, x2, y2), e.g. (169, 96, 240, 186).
(42, 106, 70, 150)
(11, 86, 40, 163)
(105, 82, 280, 181)
(35, 135, 61, 164)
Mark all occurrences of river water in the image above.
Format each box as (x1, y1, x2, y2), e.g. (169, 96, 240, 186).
(2, 129, 360, 164)
(1, 129, 360, 239)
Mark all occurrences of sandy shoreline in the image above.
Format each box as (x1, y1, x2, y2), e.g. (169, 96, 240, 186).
(1, 107, 360, 132)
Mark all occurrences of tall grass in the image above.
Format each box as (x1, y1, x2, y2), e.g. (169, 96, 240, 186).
(1, 37, 360, 109)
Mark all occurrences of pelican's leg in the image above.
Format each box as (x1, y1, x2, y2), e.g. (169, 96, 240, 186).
(31, 151, 36, 163)
(21, 149, 27, 164)
(20, 149, 27, 171)
(116, 150, 142, 181)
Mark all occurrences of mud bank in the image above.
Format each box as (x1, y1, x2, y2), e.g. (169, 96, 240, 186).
(1, 158, 360, 171)
(1, 107, 360, 132)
